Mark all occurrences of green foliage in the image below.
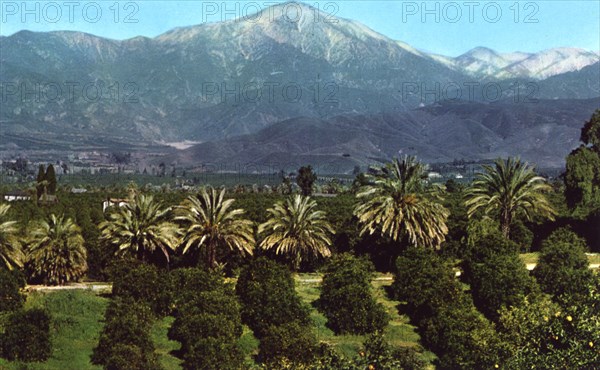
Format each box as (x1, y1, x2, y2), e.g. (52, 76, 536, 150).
(175, 187, 254, 269)
(465, 157, 556, 239)
(36, 165, 46, 200)
(564, 110, 600, 215)
(46, 165, 57, 195)
(463, 232, 539, 321)
(392, 248, 507, 368)
(564, 146, 600, 213)
(168, 267, 224, 307)
(510, 219, 533, 252)
(297, 166, 317, 196)
(499, 283, 600, 369)
(0, 308, 52, 362)
(91, 297, 159, 368)
(440, 187, 469, 259)
(580, 109, 600, 151)
(0, 204, 23, 270)
(359, 332, 426, 370)
(111, 262, 172, 317)
(259, 195, 334, 270)
(27, 214, 88, 285)
(0, 269, 25, 312)
(354, 156, 449, 249)
(258, 321, 318, 365)
(317, 254, 389, 335)
(263, 335, 426, 370)
(533, 228, 594, 301)
(100, 193, 179, 265)
(168, 268, 244, 370)
(391, 248, 460, 321)
(104, 343, 163, 370)
(236, 257, 311, 339)
(419, 296, 506, 369)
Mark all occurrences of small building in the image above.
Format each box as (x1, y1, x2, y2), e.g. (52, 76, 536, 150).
(71, 188, 88, 194)
(103, 198, 129, 212)
(38, 194, 59, 205)
(3, 190, 31, 202)
(427, 172, 442, 179)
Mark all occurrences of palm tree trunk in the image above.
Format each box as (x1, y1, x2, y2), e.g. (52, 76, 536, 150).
(501, 209, 511, 240)
(207, 240, 216, 269)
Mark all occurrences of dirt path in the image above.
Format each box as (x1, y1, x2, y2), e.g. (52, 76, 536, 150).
(25, 282, 112, 292)
(25, 262, 600, 291)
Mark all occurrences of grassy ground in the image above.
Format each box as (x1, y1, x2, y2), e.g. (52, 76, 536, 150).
(151, 316, 182, 370)
(0, 274, 431, 369)
(0, 290, 107, 370)
(294, 274, 436, 365)
(520, 252, 600, 266)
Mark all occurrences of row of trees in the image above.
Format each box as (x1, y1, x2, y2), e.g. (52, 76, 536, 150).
(5, 109, 599, 281)
(0, 153, 562, 284)
(89, 256, 425, 369)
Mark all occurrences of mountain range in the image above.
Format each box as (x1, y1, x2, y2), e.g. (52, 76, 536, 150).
(1, 2, 599, 171)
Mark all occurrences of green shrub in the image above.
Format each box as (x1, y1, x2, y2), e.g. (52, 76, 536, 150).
(419, 296, 506, 369)
(91, 298, 156, 367)
(391, 248, 460, 321)
(463, 233, 540, 321)
(181, 337, 244, 370)
(317, 254, 388, 335)
(169, 267, 225, 309)
(360, 332, 426, 370)
(510, 219, 534, 252)
(533, 228, 594, 301)
(0, 269, 25, 313)
(111, 262, 172, 317)
(236, 257, 311, 338)
(499, 284, 600, 369)
(0, 308, 52, 362)
(168, 268, 244, 370)
(104, 343, 163, 370)
(392, 248, 509, 369)
(258, 321, 318, 365)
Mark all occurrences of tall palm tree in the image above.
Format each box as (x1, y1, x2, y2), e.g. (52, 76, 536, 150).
(465, 157, 556, 239)
(100, 193, 179, 264)
(0, 204, 23, 270)
(354, 156, 449, 249)
(175, 187, 254, 269)
(259, 194, 334, 269)
(28, 214, 87, 285)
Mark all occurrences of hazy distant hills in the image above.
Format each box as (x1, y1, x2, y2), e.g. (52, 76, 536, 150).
(171, 98, 600, 171)
(1, 2, 599, 169)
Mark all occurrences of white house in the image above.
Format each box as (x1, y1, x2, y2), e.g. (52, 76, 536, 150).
(3, 190, 31, 202)
(103, 198, 129, 212)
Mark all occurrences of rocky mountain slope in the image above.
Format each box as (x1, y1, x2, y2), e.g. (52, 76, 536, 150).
(1, 2, 598, 169)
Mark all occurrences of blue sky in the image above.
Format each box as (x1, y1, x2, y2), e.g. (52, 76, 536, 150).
(1, 0, 598, 56)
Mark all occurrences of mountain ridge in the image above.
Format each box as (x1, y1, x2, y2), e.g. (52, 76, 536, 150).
(1, 2, 599, 170)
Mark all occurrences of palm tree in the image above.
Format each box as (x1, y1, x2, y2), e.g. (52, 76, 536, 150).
(100, 193, 179, 264)
(0, 204, 23, 270)
(175, 187, 254, 269)
(465, 157, 556, 239)
(28, 214, 87, 285)
(259, 194, 334, 269)
(354, 156, 449, 249)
